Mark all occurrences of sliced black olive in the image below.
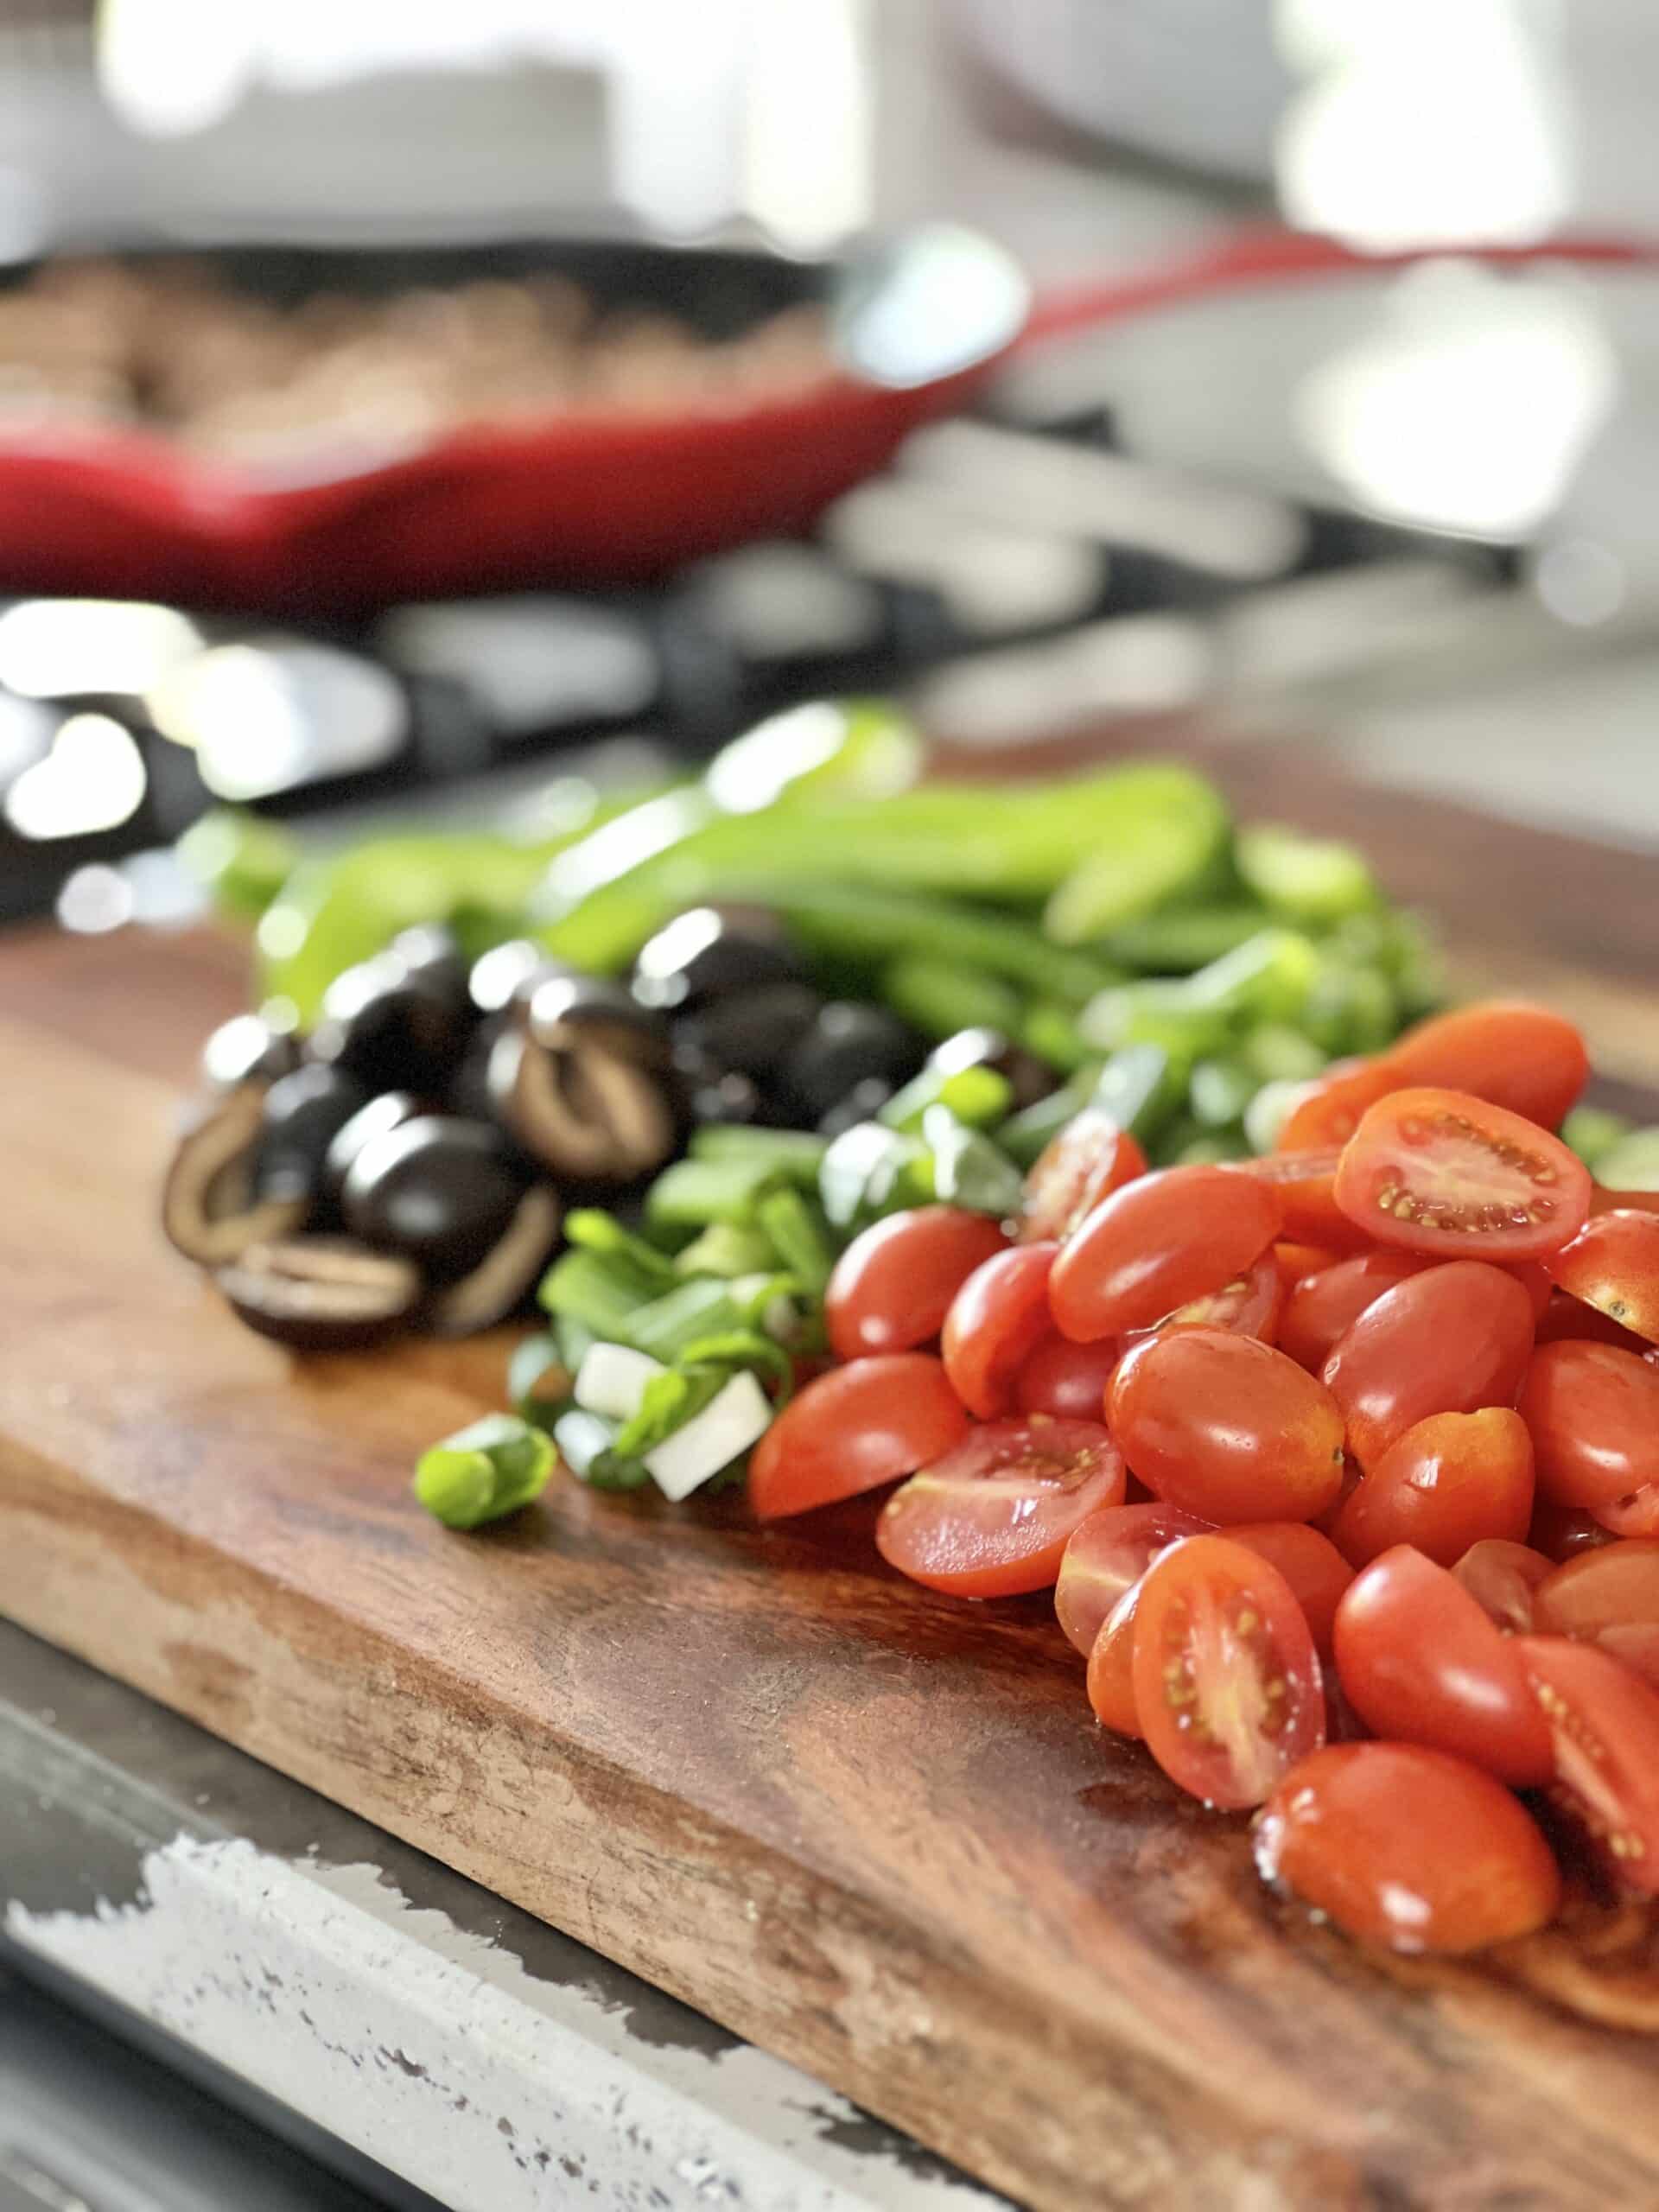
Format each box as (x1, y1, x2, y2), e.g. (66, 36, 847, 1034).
(817, 1077, 898, 1138)
(216, 1237, 422, 1351)
(524, 972, 669, 1065)
(448, 1015, 506, 1122)
(254, 1064, 372, 1208)
(320, 1090, 423, 1213)
(425, 1183, 563, 1338)
(162, 1083, 310, 1265)
(671, 982, 822, 1083)
(342, 1114, 529, 1281)
(388, 923, 469, 1003)
(631, 906, 807, 1014)
(779, 1002, 928, 1126)
(929, 1027, 1056, 1111)
(200, 1010, 302, 1091)
(492, 1026, 677, 1182)
(310, 942, 475, 1093)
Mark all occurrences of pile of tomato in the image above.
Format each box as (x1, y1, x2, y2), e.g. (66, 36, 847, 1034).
(749, 1001, 1659, 1959)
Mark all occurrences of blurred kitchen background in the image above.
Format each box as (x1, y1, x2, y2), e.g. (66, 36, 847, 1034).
(1, 0, 1658, 931)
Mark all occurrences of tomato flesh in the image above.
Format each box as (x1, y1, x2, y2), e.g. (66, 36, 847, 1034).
(1515, 1635, 1659, 1894)
(1014, 1332, 1121, 1421)
(1332, 1545, 1552, 1785)
(941, 1241, 1058, 1420)
(1543, 1211, 1659, 1345)
(1054, 1501, 1211, 1656)
(1020, 1109, 1147, 1244)
(823, 1206, 1008, 1362)
(748, 1354, 968, 1520)
(1255, 1743, 1561, 1954)
(1048, 1164, 1282, 1344)
(1332, 1408, 1534, 1570)
(1131, 1535, 1325, 1809)
(1277, 1250, 1431, 1375)
(876, 1416, 1125, 1599)
(1517, 1340, 1659, 1509)
(1452, 1538, 1553, 1631)
(1334, 1088, 1590, 1262)
(1109, 1327, 1346, 1525)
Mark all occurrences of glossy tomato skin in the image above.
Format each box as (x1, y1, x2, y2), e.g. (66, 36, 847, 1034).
(1321, 1261, 1535, 1471)
(1020, 1110, 1146, 1245)
(1277, 1251, 1432, 1374)
(1255, 1743, 1561, 1954)
(1121, 1250, 1284, 1351)
(1333, 1088, 1590, 1262)
(1048, 1166, 1282, 1344)
(1132, 1535, 1325, 1809)
(748, 1354, 968, 1520)
(1054, 1501, 1211, 1655)
(1226, 1522, 1353, 1653)
(1273, 1240, 1343, 1286)
(1234, 1148, 1364, 1251)
(1085, 1584, 1145, 1735)
(941, 1242, 1058, 1419)
(1332, 1546, 1553, 1785)
(1275, 1059, 1397, 1154)
(1515, 1635, 1659, 1894)
(1505, 1261, 1554, 1325)
(1535, 1540, 1659, 1638)
(1543, 1211, 1659, 1345)
(1535, 1289, 1651, 1352)
(1592, 1485, 1659, 1539)
(1332, 1408, 1535, 1570)
(1517, 1340, 1659, 1509)
(1109, 1328, 1346, 1524)
(823, 1206, 1008, 1362)
(876, 1416, 1125, 1599)
(1452, 1538, 1553, 1631)
(1381, 1001, 1589, 1132)
(1014, 1332, 1121, 1421)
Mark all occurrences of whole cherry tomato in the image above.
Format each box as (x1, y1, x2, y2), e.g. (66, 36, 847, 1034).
(1592, 1485, 1659, 1538)
(876, 1416, 1125, 1599)
(1321, 1261, 1535, 1471)
(1529, 1497, 1620, 1562)
(1014, 1332, 1122, 1421)
(1514, 1636, 1659, 1894)
(823, 1206, 1008, 1362)
(1535, 1289, 1652, 1352)
(1109, 1327, 1346, 1524)
(1019, 1109, 1147, 1244)
(1277, 1250, 1432, 1375)
(1224, 1522, 1353, 1653)
(1451, 1538, 1554, 1631)
(1085, 1583, 1145, 1735)
(1543, 1211, 1659, 1345)
(1131, 1535, 1325, 1808)
(748, 1354, 968, 1519)
(1332, 1408, 1535, 1570)
(1255, 1743, 1560, 1954)
(1504, 1261, 1554, 1325)
(1332, 1546, 1553, 1785)
(941, 1241, 1058, 1419)
(1333, 1088, 1590, 1262)
(1120, 1249, 1284, 1351)
(1275, 1058, 1398, 1154)
(1048, 1165, 1282, 1343)
(1516, 1340, 1659, 1509)
(1378, 1001, 1589, 1131)
(1054, 1500, 1211, 1656)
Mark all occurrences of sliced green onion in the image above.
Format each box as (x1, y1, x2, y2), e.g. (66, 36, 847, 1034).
(1594, 1129, 1659, 1193)
(754, 1186, 835, 1300)
(626, 1278, 746, 1363)
(687, 1124, 828, 1183)
(673, 1223, 779, 1279)
(574, 1342, 665, 1421)
(508, 1331, 571, 1427)
(1236, 823, 1379, 925)
(415, 1414, 554, 1530)
(613, 1364, 730, 1457)
(540, 1249, 664, 1343)
(562, 1209, 679, 1288)
(645, 1155, 783, 1231)
(924, 1108, 1023, 1218)
(1560, 1105, 1632, 1169)
(819, 1122, 927, 1231)
(552, 1408, 652, 1491)
(643, 1371, 773, 1502)
(1190, 1058, 1258, 1129)
(880, 955, 1023, 1042)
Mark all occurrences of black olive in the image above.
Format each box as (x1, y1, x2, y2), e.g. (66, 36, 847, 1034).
(677, 1058, 769, 1129)
(200, 1010, 302, 1091)
(448, 1014, 507, 1122)
(310, 942, 476, 1094)
(320, 1090, 424, 1213)
(389, 923, 470, 1004)
(524, 971, 669, 1064)
(254, 1064, 372, 1209)
(779, 1002, 928, 1126)
(631, 907, 807, 1014)
(162, 1084, 310, 1266)
(492, 1027, 677, 1181)
(216, 1237, 422, 1351)
(928, 1027, 1056, 1111)
(468, 938, 563, 1016)
(425, 1184, 563, 1338)
(342, 1114, 529, 1281)
(671, 983, 822, 1084)
(816, 1077, 898, 1138)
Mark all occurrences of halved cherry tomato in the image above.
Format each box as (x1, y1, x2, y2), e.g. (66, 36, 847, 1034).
(1516, 1340, 1659, 1509)
(1225, 1522, 1353, 1654)
(1334, 1088, 1590, 1262)
(1014, 1332, 1121, 1421)
(1131, 1535, 1325, 1808)
(1272, 1240, 1342, 1286)
(1332, 1408, 1535, 1570)
(941, 1242, 1058, 1419)
(1535, 1288, 1652, 1351)
(1085, 1584, 1146, 1735)
(1529, 1498, 1619, 1562)
(1275, 1058, 1398, 1154)
(1452, 1538, 1553, 1631)
(1054, 1500, 1211, 1656)
(748, 1354, 968, 1520)
(1121, 1249, 1284, 1351)
(1322, 1261, 1535, 1471)
(1109, 1328, 1346, 1524)
(1380, 1001, 1589, 1131)
(1048, 1165, 1282, 1344)
(823, 1206, 1008, 1362)
(1592, 1484, 1659, 1539)
(1515, 1635, 1659, 1894)
(1535, 1540, 1659, 1643)
(1277, 1250, 1432, 1375)
(875, 1416, 1125, 1599)
(1332, 1546, 1552, 1785)
(1019, 1110, 1146, 1245)
(1234, 1148, 1365, 1251)
(1255, 1743, 1561, 1954)
(1543, 1211, 1659, 1345)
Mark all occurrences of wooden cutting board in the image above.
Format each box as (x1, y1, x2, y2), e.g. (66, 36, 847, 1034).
(6, 759, 1659, 2212)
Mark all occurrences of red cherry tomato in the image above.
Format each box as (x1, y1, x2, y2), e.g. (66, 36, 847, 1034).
(1592, 1484, 1659, 1539)
(1332, 1408, 1535, 1570)
(1517, 1340, 1659, 1509)
(1543, 1211, 1659, 1346)
(1225, 1522, 1353, 1654)
(1053, 1500, 1211, 1656)
(1131, 1535, 1325, 1809)
(1275, 1058, 1398, 1154)
(941, 1242, 1058, 1419)
(1535, 1288, 1652, 1351)
(823, 1206, 1008, 1362)
(1504, 1261, 1554, 1325)
(1272, 1239, 1342, 1285)
(1380, 1001, 1589, 1131)
(876, 1416, 1125, 1599)
(1121, 1249, 1284, 1351)
(1234, 1147, 1365, 1250)
(1529, 1498, 1620, 1562)
(1048, 1165, 1282, 1344)
(1451, 1538, 1553, 1631)
(1014, 1332, 1121, 1421)
(1535, 1538, 1659, 1657)
(1277, 1250, 1432, 1374)
(1255, 1743, 1560, 1955)
(1109, 1328, 1346, 1525)
(1332, 1546, 1552, 1785)
(1514, 1635, 1659, 1894)
(1321, 1261, 1535, 1471)
(1019, 1109, 1147, 1245)
(1334, 1088, 1590, 1262)
(1085, 1583, 1146, 1735)
(748, 1354, 969, 1520)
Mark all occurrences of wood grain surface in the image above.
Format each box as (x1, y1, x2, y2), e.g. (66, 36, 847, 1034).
(4, 765, 1659, 2212)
